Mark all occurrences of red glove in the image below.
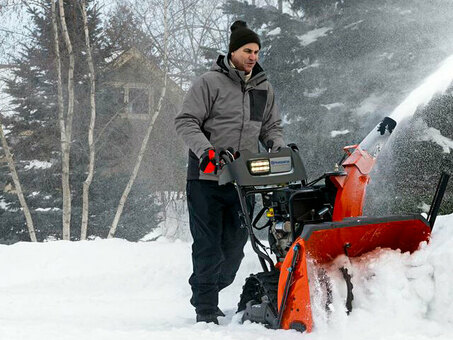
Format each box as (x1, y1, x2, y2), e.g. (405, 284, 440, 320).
(199, 148, 216, 173)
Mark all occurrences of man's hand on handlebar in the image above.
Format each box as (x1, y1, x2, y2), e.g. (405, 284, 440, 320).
(287, 143, 299, 152)
(199, 147, 236, 174)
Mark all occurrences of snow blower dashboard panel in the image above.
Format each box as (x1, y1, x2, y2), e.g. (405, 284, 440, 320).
(219, 147, 307, 186)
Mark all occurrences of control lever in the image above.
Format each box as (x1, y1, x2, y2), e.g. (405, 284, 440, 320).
(267, 140, 274, 153)
(217, 147, 236, 170)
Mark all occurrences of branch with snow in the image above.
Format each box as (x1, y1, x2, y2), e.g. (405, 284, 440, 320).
(331, 130, 350, 138)
(297, 27, 332, 46)
(418, 126, 453, 154)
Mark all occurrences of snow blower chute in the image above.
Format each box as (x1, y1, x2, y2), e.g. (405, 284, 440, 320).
(218, 116, 450, 333)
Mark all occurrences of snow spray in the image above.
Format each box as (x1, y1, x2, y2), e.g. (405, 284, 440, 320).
(359, 54, 453, 161)
(390, 54, 453, 124)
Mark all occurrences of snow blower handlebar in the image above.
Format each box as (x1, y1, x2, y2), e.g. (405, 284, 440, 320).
(218, 147, 307, 186)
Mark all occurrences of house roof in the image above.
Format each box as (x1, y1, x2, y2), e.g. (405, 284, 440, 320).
(105, 47, 185, 97)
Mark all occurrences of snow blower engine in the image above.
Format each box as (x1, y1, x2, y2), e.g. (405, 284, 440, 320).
(218, 116, 450, 333)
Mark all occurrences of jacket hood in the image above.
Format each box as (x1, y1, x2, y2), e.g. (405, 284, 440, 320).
(211, 54, 267, 86)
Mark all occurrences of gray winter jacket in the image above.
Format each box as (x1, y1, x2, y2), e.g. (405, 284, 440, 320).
(175, 54, 285, 181)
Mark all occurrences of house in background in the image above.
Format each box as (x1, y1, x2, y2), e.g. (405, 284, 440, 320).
(103, 47, 185, 119)
(99, 47, 187, 192)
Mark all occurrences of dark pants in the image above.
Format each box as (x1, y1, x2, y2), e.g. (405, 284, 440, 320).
(187, 180, 250, 314)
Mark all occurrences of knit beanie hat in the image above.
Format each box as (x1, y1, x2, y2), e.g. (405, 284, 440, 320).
(228, 20, 261, 53)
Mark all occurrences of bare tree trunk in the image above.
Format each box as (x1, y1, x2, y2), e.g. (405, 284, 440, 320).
(278, 0, 283, 13)
(79, 0, 96, 241)
(0, 116, 37, 242)
(108, 0, 169, 239)
(107, 82, 168, 238)
(58, 0, 75, 240)
(51, 0, 69, 239)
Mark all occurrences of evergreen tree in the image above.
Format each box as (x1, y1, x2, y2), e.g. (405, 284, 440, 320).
(104, 4, 155, 58)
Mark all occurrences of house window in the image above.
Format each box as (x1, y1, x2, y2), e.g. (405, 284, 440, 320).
(106, 82, 155, 119)
(128, 88, 149, 115)
(111, 87, 125, 111)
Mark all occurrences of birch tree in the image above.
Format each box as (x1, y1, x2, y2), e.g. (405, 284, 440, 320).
(79, 0, 97, 240)
(0, 115, 37, 242)
(108, 0, 169, 238)
(51, 0, 67, 239)
(56, 0, 75, 240)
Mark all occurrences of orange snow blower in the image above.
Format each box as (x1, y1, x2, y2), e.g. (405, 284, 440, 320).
(218, 117, 450, 333)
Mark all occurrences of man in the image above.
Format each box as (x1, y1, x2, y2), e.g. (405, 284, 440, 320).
(175, 20, 285, 324)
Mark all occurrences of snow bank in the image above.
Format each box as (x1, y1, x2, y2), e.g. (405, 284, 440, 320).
(0, 215, 452, 339)
(309, 214, 453, 340)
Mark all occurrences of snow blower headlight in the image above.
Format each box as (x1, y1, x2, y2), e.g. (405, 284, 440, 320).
(248, 159, 271, 175)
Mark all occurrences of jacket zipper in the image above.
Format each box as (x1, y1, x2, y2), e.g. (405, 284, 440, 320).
(238, 81, 246, 152)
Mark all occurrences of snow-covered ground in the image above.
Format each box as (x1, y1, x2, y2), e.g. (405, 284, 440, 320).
(0, 214, 452, 340)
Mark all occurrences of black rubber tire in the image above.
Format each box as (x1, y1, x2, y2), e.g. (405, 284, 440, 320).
(237, 270, 280, 315)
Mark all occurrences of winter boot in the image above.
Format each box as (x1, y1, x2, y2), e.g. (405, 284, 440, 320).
(196, 313, 219, 325)
(215, 307, 225, 317)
